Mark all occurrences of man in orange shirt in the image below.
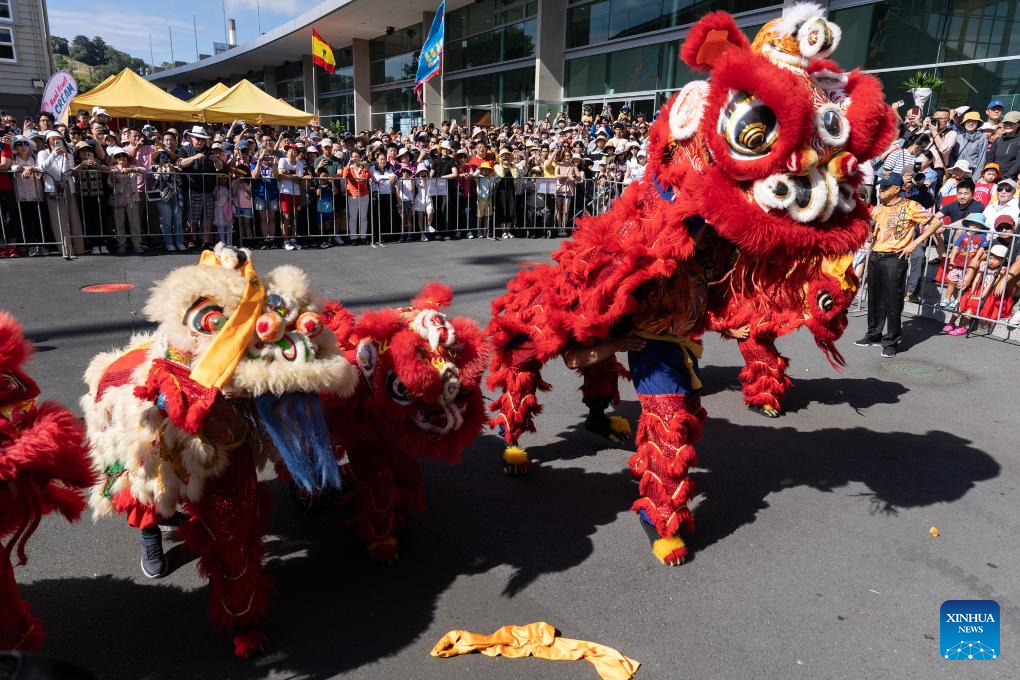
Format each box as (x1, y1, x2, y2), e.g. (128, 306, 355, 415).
(856, 172, 941, 356)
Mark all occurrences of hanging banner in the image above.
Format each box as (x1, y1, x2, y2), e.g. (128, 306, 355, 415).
(414, 1, 445, 103)
(41, 71, 79, 124)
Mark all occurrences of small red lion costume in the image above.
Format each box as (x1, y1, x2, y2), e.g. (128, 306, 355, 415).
(0, 312, 95, 651)
(322, 283, 488, 562)
(487, 4, 895, 565)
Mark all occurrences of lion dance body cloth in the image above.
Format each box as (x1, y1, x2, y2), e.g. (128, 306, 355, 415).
(81, 245, 357, 656)
(0, 312, 95, 651)
(321, 283, 488, 562)
(487, 3, 895, 564)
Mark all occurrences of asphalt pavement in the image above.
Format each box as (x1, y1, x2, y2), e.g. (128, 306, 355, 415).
(1, 238, 1016, 679)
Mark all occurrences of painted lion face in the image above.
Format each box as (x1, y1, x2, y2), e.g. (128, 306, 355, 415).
(144, 245, 355, 398)
(649, 5, 896, 256)
(327, 283, 489, 462)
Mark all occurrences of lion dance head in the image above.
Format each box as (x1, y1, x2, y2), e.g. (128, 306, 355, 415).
(649, 2, 896, 257)
(324, 282, 488, 462)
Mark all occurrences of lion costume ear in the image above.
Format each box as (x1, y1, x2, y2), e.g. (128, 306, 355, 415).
(680, 11, 750, 71)
(411, 282, 454, 311)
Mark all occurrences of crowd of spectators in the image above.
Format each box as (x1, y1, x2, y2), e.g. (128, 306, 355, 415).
(1, 95, 1018, 333)
(861, 98, 1020, 346)
(0, 103, 650, 257)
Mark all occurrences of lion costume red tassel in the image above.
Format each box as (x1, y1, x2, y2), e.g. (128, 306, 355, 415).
(321, 283, 488, 562)
(0, 312, 95, 651)
(487, 3, 895, 564)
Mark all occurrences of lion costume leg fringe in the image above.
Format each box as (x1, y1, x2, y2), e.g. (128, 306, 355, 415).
(737, 337, 791, 413)
(179, 446, 271, 658)
(488, 359, 550, 474)
(0, 554, 45, 651)
(628, 393, 706, 565)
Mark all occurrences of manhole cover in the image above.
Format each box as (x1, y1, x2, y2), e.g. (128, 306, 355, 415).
(81, 283, 135, 293)
(881, 360, 964, 385)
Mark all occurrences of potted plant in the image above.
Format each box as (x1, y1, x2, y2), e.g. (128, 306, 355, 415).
(903, 71, 944, 110)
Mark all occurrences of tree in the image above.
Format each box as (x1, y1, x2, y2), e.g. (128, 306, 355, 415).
(50, 35, 69, 56)
(70, 35, 105, 65)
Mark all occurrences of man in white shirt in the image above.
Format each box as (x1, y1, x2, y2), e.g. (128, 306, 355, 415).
(277, 144, 306, 250)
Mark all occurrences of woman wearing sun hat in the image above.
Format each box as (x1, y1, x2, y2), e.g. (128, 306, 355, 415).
(952, 111, 988, 175)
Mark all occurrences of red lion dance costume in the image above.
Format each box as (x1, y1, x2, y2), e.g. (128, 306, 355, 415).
(487, 3, 895, 565)
(322, 283, 488, 562)
(0, 312, 95, 651)
(81, 245, 357, 656)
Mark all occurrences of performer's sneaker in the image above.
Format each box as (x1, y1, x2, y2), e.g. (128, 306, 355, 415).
(881, 345, 897, 358)
(157, 511, 190, 540)
(749, 404, 780, 418)
(140, 528, 168, 578)
(853, 336, 881, 347)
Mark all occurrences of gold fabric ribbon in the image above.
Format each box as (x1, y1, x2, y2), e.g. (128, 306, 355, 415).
(431, 622, 640, 680)
(188, 250, 265, 390)
(633, 330, 704, 391)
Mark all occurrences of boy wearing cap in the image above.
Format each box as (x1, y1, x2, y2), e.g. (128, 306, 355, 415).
(941, 212, 990, 308)
(857, 172, 938, 356)
(974, 163, 1000, 206)
(988, 111, 1020, 179)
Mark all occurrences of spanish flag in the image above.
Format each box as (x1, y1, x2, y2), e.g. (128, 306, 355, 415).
(312, 28, 336, 73)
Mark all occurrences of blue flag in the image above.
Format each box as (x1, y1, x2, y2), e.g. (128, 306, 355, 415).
(414, 1, 445, 103)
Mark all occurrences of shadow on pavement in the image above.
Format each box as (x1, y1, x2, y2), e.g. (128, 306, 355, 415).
(17, 382, 996, 679)
(697, 365, 911, 415)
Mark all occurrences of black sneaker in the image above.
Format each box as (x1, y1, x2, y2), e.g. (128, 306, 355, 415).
(157, 511, 190, 540)
(853, 337, 881, 347)
(140, 527, 167, 578)
(881, 345, 897, 358)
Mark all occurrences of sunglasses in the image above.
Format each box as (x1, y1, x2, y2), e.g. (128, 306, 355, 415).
(997, 186, 1015, 192)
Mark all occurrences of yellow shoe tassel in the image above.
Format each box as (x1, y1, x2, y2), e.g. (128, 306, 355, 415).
(608, 416, 632, 441)
(502, 446, 530, 467)
(652, 536, 686, 565)
(431, 621, 640, 680)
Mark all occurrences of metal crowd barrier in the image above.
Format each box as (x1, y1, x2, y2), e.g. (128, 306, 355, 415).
(852, 217, 1020, 337)
(1, 169, 618, 255)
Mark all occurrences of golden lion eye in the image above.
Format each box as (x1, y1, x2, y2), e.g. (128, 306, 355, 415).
(718, 91, 779, 159)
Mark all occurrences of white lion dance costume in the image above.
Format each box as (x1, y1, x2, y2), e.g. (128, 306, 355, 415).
(82, 245, 356, 656)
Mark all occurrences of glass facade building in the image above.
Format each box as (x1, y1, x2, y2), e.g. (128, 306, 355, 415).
(154, 0, 1020, 130)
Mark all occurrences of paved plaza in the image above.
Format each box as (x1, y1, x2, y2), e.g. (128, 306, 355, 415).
(1, 239, 1017, 679)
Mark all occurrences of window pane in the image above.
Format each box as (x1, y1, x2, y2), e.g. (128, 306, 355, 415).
(935, 60, 1020, 111)
(565, 53, 608, 98)
(944, 0, 1020, 61)
(607, 43, 660, 94)
(567, 0, 610, 48)
(503, 19, 537, 61)
(0, 2, 10, 20)
(0, 45, 12, 60)
(832, 0, 947, 70)
(608, 0, 664, 41)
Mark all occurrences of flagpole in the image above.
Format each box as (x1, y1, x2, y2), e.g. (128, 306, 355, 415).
(312, 53, 318, 127)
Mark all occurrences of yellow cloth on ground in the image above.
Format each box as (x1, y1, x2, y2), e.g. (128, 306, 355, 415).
(430, 622, 640, 680)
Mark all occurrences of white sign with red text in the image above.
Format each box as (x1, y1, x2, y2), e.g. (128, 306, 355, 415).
(41, 71, 79, 123)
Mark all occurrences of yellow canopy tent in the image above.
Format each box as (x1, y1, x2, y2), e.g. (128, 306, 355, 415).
(70, 68, 203, 122)
(188, 82, 230, 107)
(199, 79, 313, 126)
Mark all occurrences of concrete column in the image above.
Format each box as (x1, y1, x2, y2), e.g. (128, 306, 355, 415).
(302, 53, 316, 115)
(263, 66, 278, 96)
(535, 0, 567, 116)
(422, 11, 444, 125)
(352, 38, 372, 132)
